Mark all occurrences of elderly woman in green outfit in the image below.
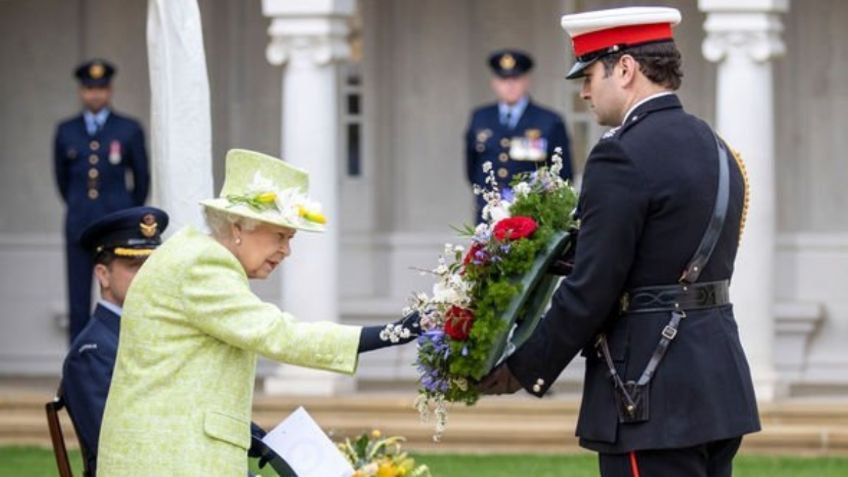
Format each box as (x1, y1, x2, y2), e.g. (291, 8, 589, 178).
(97, 149, 415, 477)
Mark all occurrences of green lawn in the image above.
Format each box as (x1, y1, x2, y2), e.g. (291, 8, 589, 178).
(2, 447, 846, 477)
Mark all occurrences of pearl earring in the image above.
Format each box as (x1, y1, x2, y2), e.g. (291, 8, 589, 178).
(235, 237, 242, 245)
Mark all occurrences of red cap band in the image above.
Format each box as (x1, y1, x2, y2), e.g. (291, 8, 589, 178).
(572, 23, 673, 57)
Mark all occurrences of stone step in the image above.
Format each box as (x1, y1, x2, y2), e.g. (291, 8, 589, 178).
(3, 393, 848, 455)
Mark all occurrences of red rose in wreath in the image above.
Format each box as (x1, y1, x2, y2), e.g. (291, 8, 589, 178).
(493, 216, 538, 241)
(444, 306, 475, 341)
(463, 242, 486, 266)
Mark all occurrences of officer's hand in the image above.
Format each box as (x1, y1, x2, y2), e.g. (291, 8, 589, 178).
(547, 257, 574, 276)
(478, 363, 523, 395)
(547, 228, 578, 276)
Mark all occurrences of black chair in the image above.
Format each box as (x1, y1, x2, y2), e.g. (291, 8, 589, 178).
(44, 387, 93, 477)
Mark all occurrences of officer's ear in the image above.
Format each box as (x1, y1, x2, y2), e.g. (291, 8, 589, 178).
(93, 263, 111, 290)
(618, 55, 638, 85)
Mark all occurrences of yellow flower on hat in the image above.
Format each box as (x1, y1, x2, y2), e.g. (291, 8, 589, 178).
(256, 191, 277, 204)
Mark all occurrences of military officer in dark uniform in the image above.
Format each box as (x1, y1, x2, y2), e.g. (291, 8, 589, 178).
(61, 206, 168, 475)
(53, 59, 150, 342)
(465, 49, 573, 222)
(480, 7, 760, 477)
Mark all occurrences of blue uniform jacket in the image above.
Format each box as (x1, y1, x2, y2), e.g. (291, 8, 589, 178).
(53, 111, 149, 240)
(507, 94, 760, 453)
(62, 303, 120, 473)
(465, 100, 573, 221)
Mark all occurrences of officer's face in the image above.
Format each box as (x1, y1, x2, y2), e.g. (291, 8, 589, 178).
(79, 85, 113, 113)
(491, 75, 530, 105)
(95, 257, 146, 307)
(579, 60, 625, 127)
(234, 223, 296, 279)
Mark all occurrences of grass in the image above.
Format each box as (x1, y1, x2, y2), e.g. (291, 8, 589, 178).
(1, 447, 846, 477)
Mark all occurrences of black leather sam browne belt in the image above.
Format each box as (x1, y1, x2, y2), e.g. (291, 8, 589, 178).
(596, 133, 733, 424)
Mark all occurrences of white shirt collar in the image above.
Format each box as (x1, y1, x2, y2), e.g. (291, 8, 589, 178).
(98, 299, 123, 317)
(621, 91, 673, 126)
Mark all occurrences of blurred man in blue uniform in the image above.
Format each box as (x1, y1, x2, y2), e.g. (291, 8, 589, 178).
(53, 59, 150, 342)
(465, 49, 573, 222)
(61, 206, 168, 475)
(480, 7, 759, 477)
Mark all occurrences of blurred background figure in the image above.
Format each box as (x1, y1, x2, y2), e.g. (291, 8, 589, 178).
(53, 59, 150, 342)
(465, 49, 573, 222)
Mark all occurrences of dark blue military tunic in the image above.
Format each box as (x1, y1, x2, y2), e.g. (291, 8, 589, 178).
(507, 94, 760, 453)
(53, 111, 149, 341)
(62, 303, 120, 473)
(465, 100, 573, 221)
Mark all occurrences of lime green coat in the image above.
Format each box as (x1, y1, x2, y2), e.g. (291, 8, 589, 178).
(97, 226, 361, 476)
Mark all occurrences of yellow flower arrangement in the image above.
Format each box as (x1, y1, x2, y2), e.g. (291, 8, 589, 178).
(338, 430, 430, 477)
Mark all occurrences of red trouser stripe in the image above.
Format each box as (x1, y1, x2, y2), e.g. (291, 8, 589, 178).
(629, 451, 641, 477)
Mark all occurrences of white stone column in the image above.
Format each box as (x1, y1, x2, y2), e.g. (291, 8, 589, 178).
(261, 0, 355, 395)
(699, 0, 789, 401)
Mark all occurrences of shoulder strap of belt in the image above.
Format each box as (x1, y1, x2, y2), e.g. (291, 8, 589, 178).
(679, 133, 731, 285)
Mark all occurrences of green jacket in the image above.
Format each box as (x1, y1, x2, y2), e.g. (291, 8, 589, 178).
(97, 226, 360, 476)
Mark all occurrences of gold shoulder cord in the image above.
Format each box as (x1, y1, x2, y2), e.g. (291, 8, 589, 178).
(717, 134, 749, 243)
(728, 146, 750, 243)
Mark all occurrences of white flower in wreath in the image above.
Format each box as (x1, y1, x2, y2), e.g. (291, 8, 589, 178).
(485, 200, 512, 223)
(432, 280, 460, 304)
(513, 181, 532, 198)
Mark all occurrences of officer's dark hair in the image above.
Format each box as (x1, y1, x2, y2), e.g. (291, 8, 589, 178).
(600, 41, 683, 90)
(94, 251, 145, 267)
(94, 250, 117, 267)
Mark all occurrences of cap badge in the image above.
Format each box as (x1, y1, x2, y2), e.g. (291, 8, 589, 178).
(90, 63, 105, 79)
(140, 214, 158, 238)
(499, 54, 516, 71)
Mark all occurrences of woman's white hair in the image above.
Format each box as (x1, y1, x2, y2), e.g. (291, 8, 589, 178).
(203, 206, 260, 240)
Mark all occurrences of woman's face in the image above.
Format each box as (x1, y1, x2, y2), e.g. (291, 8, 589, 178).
(234, 222, 296, 279)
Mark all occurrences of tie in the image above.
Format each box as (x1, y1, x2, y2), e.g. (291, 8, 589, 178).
(501, 110, 512, 128)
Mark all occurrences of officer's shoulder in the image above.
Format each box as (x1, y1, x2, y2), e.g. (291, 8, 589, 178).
(64, 329, 105, 372)
(109, 111, 143, 129)
(526, 102, 564, 122)
(56, 114, 82, 131)
(471, 103, 498, 119)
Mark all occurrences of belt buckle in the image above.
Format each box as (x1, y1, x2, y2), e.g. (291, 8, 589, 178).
(661, 325, 678, 340)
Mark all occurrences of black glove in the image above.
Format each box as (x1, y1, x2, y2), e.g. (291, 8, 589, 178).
(477, 363, 523, 395)
(547, 228, 578, 276)
(358, 311, 420, 353)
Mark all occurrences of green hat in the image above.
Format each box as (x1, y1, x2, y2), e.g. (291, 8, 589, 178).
(200, 149, 327, 233)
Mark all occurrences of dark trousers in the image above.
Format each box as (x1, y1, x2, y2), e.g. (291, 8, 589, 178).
(599, 437, 742, 477)
(65, 238, 94, 343)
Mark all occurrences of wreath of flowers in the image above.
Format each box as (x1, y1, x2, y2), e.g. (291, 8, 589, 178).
(402, 149, 578, 439)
